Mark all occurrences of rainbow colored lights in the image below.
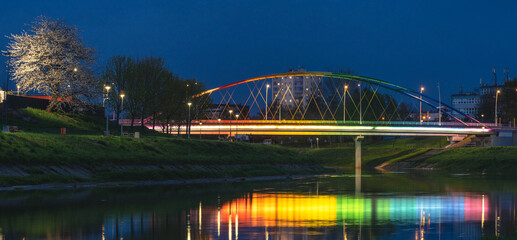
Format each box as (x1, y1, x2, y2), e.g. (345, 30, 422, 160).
(218, 193, 488, 228)
(163, 123, 492, 136)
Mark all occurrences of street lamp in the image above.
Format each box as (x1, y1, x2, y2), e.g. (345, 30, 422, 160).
(235, 113, 239, 139)
(266, 84, 270, 121)
(187, 101, 192, 138)
(229, 109, 233, 141)
(120, 91, 125, 137)
(16, 85, 20, 96)
(495, 89, 501, 126)
(438, 83, 442, 126)
(420, 87, 424, 125)
(199, 122, 202, 139)
(278, 82, 282, 124)
(218, 118, 221, 140)
(358, 83, 362, 125)
(104, 84, 111, 136)
(344, 85, 348, 124)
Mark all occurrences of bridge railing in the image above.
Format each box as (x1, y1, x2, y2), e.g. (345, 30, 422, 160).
(118, 118, 510, 129)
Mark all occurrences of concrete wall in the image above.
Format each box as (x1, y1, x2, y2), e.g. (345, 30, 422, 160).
(491, 131, 515, 146)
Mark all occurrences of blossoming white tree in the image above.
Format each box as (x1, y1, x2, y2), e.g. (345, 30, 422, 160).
(4, 16, 97, 112)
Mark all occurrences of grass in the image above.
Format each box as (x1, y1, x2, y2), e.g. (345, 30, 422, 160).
(0, 107, 329, 186)
(0, 131, 326, 186)
(422, 146, 517, 170)
(4, 107, 516, 186)
(301, 136, 447, 168)
(0, 131, 313, 165)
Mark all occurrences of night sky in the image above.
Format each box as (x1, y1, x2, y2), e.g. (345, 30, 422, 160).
(2, 0, 517, 102)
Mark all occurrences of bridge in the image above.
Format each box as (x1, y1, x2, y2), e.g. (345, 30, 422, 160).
(182, 71, 493, 137)
(182, 120, 491, 137)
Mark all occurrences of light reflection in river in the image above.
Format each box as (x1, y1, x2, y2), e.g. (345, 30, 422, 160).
(0, 173, 517, 239)
(194, 192, 489, 239)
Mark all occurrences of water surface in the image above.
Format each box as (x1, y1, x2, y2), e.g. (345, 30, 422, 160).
(0, 171, 516, 239)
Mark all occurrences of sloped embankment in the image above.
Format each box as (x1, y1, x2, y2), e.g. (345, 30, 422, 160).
(0, 132, 327, 187)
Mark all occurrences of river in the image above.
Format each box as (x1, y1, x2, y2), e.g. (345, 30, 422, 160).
(0, 171, 515, 239)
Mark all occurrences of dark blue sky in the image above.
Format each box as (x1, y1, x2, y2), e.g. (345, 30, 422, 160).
(2, 0, 517, 102)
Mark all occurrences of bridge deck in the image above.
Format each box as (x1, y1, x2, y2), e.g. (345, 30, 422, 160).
(119, 120, 495, 136)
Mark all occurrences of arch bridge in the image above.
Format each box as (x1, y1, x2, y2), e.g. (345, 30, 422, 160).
(187, 71, 493, 137)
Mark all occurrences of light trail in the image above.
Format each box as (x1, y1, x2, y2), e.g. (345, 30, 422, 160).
(155, 123, 493, 137)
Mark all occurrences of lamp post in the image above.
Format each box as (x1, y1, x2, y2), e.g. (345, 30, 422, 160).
(266, 84, 269, 120)
(278, 82, 282, 124)
(495, 89, 501, 126)
(199, 122, 202, 139)
(120, 91, 125, 137)
(187, 101, 192, 138)
(229, 109, 233, 141)
(235, 113, 239, 139)
(218, 118, 221, 140)
(103, 84, 111, 136)
(344, 85, 348, 124)
(16, 85, 20, 96)
(358, 83, 362, 125)
(438, 83, 442, 126)
(420, 87, 425, 125)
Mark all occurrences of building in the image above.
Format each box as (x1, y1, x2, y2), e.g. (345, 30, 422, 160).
(451, 81, 502, 119)
(271, 68, 322, 108)
(451, 90, 480, 117)
(204, 104, 250, 120)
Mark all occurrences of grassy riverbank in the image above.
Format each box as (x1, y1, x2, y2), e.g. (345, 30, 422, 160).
(419, 147, 517, 170)
(303, 136, 448, 169)
(0, 108, 329, 186)
(0, 131, 327, 186)
(3, 107, 517, 187)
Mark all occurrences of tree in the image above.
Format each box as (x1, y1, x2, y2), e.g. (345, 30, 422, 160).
(156, 72, 184, 134)
(138, 57, 168, 130)
(102, 55, 207, 136)
(499, 78, 517, 125)
(104, 56, 134, 122)
(4, 16, 97, 112)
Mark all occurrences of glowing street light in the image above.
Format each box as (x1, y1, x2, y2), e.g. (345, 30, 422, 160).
(16, 85, 20, 96)
(495, 89, 501, 126)
(199, 122, 202, 139)
(187, 101, 192, 138)
(420, 87, 425, 125)
(266, 84, 270, 121)
(120, 91, 125, 137)
(103, 84, 111, 136)
(358, 83, 362, 125)
(218, 118, 221, 139)
(235, 113, 240, 139)
(344, 85, 348, 124)
(229, 109, 233, 141)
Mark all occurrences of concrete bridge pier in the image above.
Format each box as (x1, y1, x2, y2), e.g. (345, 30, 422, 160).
(354, 136, 364, 194)
(354, 136, 364, 170)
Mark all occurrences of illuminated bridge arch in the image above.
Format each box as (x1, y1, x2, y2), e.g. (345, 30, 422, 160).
(194, 71, 482, 127)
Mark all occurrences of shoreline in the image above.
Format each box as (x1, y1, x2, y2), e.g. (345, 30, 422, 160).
(0, 173, 338, 192)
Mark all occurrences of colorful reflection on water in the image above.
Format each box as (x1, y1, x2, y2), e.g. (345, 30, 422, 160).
(0, 173, 516, 239)
(203, 193, 491, 239)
